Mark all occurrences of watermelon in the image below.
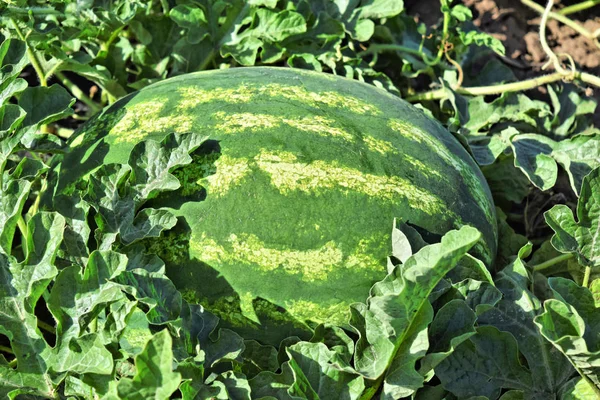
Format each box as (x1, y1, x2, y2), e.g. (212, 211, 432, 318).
(50, 67, 497, 343)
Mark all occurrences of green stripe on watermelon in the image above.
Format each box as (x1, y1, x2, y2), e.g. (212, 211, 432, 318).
(50, 67, 497, 344)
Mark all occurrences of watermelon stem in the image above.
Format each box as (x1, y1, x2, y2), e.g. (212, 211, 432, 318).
(532, 253, 574, 273)
(0, 344, 14, 355)
(521, 0, 600, 41)
(37, 319, 56, 335)
(582, 265, 592, 288)
(54, 72, 102, 114)
(10, 17, 48, 87)
(197, 3, 250, 71)
(406, 71, 600, 102)
(557, 0, 600, 15)
(421, 0, 451, 66)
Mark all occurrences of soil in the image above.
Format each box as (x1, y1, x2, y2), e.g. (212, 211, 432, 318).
(407, 0, 600, 73)
(406, 0, 600, 124)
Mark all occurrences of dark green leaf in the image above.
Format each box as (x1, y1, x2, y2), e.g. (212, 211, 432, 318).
(105, 329, 182, 399)
(477, 245, 574, 395)
(511, 134, 557, 191)
(511, 133, 600, 195)
(437, 326, 533, 399)
(18, 84, 74, 128)
(545, 167, 600, 268)
(0, 178, 31, 254)
(0, 78, 27, 106)
(459, 93, 549, 137)
(350, 226, 481, 394)
(116, 268, 182, 325)
(534, 278, 600, 394)
(0, 212, 64, 397)
(240, 340, 279, 378)
(547, 84, 597, 137)
(419, 299, 477, 379)
(48, 250, 127, 343)
(170, 5, 209, 45)
(286, 341, 364, 400)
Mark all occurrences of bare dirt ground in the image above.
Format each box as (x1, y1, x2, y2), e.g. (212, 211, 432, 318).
(407, 0, 600, 123)
(466, 0, 600, 72)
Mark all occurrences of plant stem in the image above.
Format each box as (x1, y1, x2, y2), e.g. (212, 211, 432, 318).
(445, 51, 464, 88)
(406, 70, 600, 102)
(406, 73, 555, 101)
(539, 0, 570, 75)
(17, 216, 28, 240)
(197, 48, 217, 72)
(10, 18, 47, 87)
(159, 0, 169, 14)
(423, 0, 452, 66)
(99, 25, 125, 57)
(521, 0, 598, 41)
(27, 176, 46, 219)
(0, 345, 14, 354)
(54, 71, 102, 114)
(37, 319, 56, 335)
(197, 3, 250, 71)
(358, 383, 379, 400)
(532, 253, 574, 272)
(5, 6, 63, 17)
(558, 0, 600, 15)
(582, 265, 592, 287)
(358, 44, 429, 58)
(580, 71, 600, 86)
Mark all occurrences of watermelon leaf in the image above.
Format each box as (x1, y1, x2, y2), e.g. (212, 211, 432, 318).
(436, 326, 533, 399)
(104, 329, 182, 399)
(0, 176, 31, 254)
(85, 132, 208, 248)
(0, 212, 64, 398)
(249, 341, 365, 400)
(18, 85, 74, 129)
(286, 342, 365, 400)
(475, 244, 575, 396)
(558, 376, 600, 399)
(511, 134, 600, 195)
(534, 278, 600, 396)
(48, 250, 128, 344)
(544, 167, 600, 275)
(115, 268, 183, 325)
(350, 226, 481, 396)
(418, 299, 477, 380)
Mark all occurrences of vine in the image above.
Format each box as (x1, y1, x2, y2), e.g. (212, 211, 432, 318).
(408, 0, 600, 102)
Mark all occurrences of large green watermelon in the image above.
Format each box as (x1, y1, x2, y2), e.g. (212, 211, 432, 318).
(51, 67, 496, 343)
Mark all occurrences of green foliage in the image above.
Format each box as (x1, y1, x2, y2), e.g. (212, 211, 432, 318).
(1, 0, 600, 398)
(535, 278, 600, 397)
(104, 330, 182, 399)
(545, 167, 600, 284)
(445, 86, 598, 196)
(351, 227, 480, 394)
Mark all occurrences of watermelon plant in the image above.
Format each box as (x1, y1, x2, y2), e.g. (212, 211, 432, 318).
(1, 0, 600, 398)
(46, 67, 497, 343)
